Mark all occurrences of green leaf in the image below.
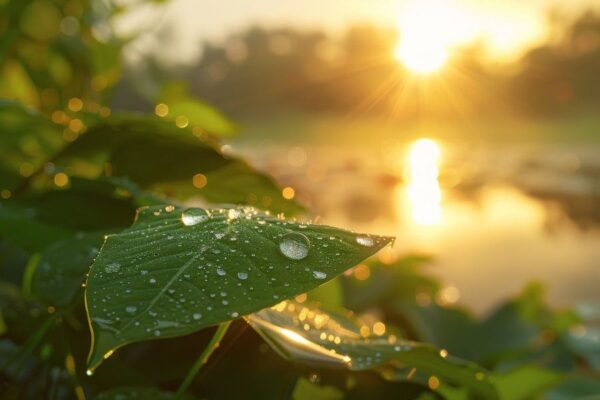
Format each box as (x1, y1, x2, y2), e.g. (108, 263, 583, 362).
(54, 114, 303, 214)
(84, 205, 392, 372)
(0, 101, 62, 192)
(246, 300, 498, 399)
(30, 232, 104, 307)
(0, 177, 154, 253)
(490, 366, 564, 400)
(159, 81, 237, 136)
(343, 255, 437, 311)
(0, 176, 166, 253)
(0, 200, 73, 252)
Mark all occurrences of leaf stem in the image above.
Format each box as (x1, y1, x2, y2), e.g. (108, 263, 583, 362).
(175, 321, 232, 398)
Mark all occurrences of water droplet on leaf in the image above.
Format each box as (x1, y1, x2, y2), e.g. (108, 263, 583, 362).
(312, 271, 327, 280)
(279, 233, 310, 260)
(105, 262, 120, 273)
(356, 236, 374, 247)
(182, 208, 209, 226)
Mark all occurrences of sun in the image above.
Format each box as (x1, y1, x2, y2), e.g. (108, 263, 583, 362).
(395, 40, 448, 74)
(394, 0, 476, 74)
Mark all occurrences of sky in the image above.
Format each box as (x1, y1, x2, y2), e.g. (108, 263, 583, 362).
(115, 0, 600, 65)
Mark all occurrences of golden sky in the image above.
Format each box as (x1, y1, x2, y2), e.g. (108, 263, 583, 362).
(117, 0, 600, 65)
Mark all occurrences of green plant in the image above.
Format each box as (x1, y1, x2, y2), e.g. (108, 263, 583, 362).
(0, 100, 496, 399)
(1, 1, 598, 399)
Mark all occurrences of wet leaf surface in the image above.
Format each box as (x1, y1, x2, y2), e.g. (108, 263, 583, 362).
(85, 205, 392, 371)
(247, 300, 499, 399)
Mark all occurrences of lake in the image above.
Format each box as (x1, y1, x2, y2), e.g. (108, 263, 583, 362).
(231, 115, 600, 314)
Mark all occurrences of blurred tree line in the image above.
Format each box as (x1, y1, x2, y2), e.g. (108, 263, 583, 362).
(1, 1, 598, 121)
(112, 10, 600, 120)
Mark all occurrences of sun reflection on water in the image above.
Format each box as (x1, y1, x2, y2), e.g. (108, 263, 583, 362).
(405, 138, 443, 225)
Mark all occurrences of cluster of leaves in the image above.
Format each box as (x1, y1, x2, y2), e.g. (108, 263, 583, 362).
(0, 99, 493, 399)
(1, 1, 598, 399)
(1, 98, 598, 399)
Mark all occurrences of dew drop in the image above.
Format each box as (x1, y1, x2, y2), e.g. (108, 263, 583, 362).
(216, 268, 226, 276)
(237, 272, 248, 280)
(125, 305, 137, 313)
(149, 278, 157, 284)
(193, 313, 202, 320)
(105, 262, 120, 273)
(231, 312, 239, 318)
(356, 236, 374, 247)
(86, 369, 93, 376)
(182, 208, 209, 226)
(279, 233, 310, 260)
(312, 271, 327, 280)
(228, 209, 241, 219)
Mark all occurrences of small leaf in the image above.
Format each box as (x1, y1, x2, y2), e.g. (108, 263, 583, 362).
(159, 81, 237, 136)
(84, 205, 392, 372)
(246, 300, 498, 399)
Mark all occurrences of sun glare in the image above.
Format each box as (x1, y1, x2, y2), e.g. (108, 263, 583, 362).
(406, 138, 442, 225)
(394, 0, 477, 74)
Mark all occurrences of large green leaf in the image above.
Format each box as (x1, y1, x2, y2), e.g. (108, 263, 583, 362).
(246, 300, 498, 399)
(84, 205, 392, 372)
(54, 115, 303, 214)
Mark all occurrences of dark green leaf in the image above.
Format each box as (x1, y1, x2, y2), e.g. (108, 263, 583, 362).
(85, 205, 392, 372)
(0, 177, 164, 253)
(31, 232, 104, 307)
(0, 199, 73, 252)
(54, 115, 303, 215)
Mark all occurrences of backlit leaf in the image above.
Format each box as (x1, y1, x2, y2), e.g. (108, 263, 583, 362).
(246, 300, 499, 399)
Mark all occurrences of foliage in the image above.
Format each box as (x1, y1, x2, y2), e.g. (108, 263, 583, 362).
(0, 1, 598, 399)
